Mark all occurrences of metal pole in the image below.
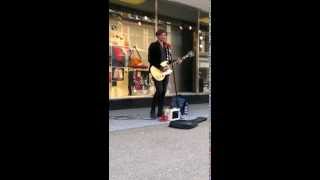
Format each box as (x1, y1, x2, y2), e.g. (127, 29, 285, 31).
(155, 0, 158, 33)
(195, 10, 200, 93)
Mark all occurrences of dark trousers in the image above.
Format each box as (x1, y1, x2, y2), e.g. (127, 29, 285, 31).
(151, 75, 169, 116)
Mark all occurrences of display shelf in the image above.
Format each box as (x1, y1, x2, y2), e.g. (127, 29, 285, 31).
(111, 66, 149, 71)
(110, 92, 210, 100)
(128, 68, 149, 71)
(199, 52, 209, 57)
(108, 43, 146, 52)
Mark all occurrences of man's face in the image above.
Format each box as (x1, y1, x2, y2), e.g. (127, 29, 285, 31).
(157, 33, 167, 42)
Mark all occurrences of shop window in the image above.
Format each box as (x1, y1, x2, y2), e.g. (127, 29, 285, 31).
(109, 13, 155, 98)
(109, 6, 200, 98)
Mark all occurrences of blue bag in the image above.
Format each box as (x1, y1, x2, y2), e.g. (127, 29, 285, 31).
(171, 95, 188, 115)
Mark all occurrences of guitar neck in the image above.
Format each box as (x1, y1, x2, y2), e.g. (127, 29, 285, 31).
(166, 51, 193, 65)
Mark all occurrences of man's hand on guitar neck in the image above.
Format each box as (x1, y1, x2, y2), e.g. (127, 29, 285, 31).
(161, 66, 170, 72)
(160, 61, 168, 67)
(159, 57, 182, 70)
(177, 58, 182, 64)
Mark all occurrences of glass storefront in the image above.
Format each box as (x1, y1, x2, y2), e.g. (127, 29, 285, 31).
(109, 0, 209, 100)
(109, 12, 155, 97)
(199, 11, 210, 93)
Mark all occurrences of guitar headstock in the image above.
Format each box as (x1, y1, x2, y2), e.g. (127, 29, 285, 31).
(182, 51, 195, 59)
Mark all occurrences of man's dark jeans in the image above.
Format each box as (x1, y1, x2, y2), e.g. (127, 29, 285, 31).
(151, 75, 169, 116)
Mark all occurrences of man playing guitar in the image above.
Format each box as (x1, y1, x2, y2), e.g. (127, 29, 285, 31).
(148, 29, 182, 119)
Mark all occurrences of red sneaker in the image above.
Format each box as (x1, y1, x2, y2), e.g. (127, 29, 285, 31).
(159, 115, 169, 122)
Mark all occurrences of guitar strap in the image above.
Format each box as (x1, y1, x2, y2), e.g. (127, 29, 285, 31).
(166, 47, 173, 64)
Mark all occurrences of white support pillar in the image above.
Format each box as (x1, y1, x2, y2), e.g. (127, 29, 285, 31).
(209, 1, 212, 121)
(208, 2, 212, 179)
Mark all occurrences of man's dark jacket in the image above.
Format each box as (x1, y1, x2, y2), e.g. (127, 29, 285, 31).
(148, 41, 172, 70)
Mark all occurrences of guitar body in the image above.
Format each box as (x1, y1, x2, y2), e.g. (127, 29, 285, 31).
(150, 50, 194, 81)
(150, 65, 172, 81)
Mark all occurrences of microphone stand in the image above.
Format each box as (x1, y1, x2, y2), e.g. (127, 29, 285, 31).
(168, 48, 179, 108)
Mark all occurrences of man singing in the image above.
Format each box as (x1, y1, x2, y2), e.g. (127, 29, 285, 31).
(148, 29, 181, 119)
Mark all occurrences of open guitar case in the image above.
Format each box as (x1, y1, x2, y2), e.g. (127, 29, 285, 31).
(168, 50, 207, 129)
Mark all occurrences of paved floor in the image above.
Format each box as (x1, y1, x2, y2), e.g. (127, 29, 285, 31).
(109, 120, 210, 180)
(109, 103, 210, 132)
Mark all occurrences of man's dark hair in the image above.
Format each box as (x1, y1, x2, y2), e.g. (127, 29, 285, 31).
(156, 29, 167, 36)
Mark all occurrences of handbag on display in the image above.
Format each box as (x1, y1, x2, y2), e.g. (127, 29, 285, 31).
(112, 46, 125, 67)
(133, 71, 143, 90)
(112, 68, 119, 80)
(128, 46, 148, 69)
(112, 68, 124, 81)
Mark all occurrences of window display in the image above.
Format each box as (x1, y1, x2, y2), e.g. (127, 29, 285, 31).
(128, 46, 148, 69)
(109, 12, 155, 98)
